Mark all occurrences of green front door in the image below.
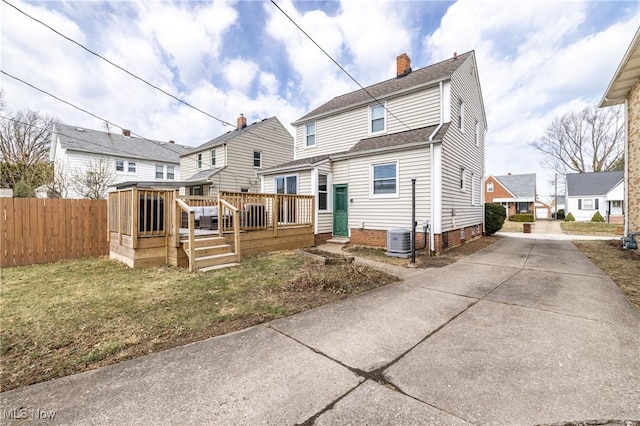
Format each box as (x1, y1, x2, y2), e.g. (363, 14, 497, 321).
(333, 184, 348, 236)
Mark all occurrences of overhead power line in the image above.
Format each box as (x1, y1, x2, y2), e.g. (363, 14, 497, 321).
(269, 0, 412, 131)
(1, 0, 234, 128)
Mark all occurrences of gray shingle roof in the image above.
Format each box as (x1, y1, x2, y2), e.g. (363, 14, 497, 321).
(494, 173, 536, 198)
(53, 123, 190, 163)
(566, 171, 623, 196)
(260, 154, 334, 173)
(347, 123, 449, 154)
(294, 52, 473, 124)
(185, 167, 224, 182)
(182, 116, 287, 156)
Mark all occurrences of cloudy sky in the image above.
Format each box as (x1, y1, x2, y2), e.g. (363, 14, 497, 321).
(1, 0, 638, 197)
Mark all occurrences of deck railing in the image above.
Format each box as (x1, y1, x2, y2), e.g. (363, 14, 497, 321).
(108, 189, 172, 248)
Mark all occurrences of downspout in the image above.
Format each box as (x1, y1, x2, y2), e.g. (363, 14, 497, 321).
(428, 81, 445, 253)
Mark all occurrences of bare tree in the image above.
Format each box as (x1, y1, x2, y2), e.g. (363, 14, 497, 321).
(70, 158, 116, 199)
(45, 160, 69, 198)
(531, 105, 624, 175)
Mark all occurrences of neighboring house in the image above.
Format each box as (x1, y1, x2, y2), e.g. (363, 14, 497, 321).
(50, 124, 190, 199)
(484, 173, 537, 218)
(565, 171, 624, 223)
(600, 27, 640, 235)
(180, 115, 294, 195)
(260, 51, 487, 253)
(551, 195, 566, 214)
(534, 201, 552, 219)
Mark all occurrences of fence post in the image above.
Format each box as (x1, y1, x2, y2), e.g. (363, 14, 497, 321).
(273, 195, 279, 237)
(132, 189, 138, 249)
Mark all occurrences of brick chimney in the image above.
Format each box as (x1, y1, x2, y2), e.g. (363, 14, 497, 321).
(169, 140, 175, 144)
(122, 129, 131, 137)
(396, 53, 411, 78)
(237, 114, 247, 130)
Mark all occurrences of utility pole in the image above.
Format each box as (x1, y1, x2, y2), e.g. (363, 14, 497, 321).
(554, 173, 557, 219)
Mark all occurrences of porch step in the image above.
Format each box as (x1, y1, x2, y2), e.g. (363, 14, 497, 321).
(199, 263, 241, 273)
(326, 237, 350, 244)
(195, 253, 239, 269)
(182, 236, 227, 250)
(193, 244, 233, 257)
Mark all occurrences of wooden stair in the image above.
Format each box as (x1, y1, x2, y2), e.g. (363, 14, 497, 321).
(182, 236, 239, 271)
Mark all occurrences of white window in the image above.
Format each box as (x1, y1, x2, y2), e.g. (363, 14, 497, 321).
(318, 174, 328, 211)
(580, 199, 596, 210)
(197, 153, 202, 169)
(211, 149, 216, 166)
(115, 160, 124, 172)
(128, 162, 136, 173)
(475, 120, 480, 146)
(275, 175, 297, 194)
(371, 162, 398, 196)
(370, 104, 385, 134)
(487, 182, 494, 192)
(460, 167, 466, 192)
(253, 151, 262, 168)
(612, 200, 622, 208)
(155, 165, 164, 179)
(458, 99, 465, 132)
(167, 166, 175, 180)
(305, 122, 316, 147)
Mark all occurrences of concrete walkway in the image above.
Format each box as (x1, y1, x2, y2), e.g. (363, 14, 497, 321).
(2, 237, 639, 425)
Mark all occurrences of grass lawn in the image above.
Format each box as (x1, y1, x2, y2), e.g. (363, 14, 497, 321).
(499, 221, 527, 232)
(573, 240, 640, 312)
(560, 222, 618, 235)
(0, 252, 396, 392)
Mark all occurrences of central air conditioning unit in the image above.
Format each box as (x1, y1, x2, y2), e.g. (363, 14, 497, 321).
(386, 228, 411, 258)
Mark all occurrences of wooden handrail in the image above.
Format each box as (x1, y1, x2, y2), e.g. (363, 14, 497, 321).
(175, 198, 196, 272)
(218, 199, 241, 262)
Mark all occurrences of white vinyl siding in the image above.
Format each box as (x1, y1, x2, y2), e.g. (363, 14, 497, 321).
(293, 85, 440, 157)
(331, 148, 431, 231)
(440, 55, 485, 231)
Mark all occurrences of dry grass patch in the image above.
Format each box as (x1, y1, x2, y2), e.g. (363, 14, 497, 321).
(560, 222, 618, 235)
(0, 253, 396, 391)
(499, 221, 528, 232)
(344, 236, 501, 268)
(573, 240, 640, 311)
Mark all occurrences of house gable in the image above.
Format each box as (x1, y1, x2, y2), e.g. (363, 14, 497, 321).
(484, 175, 515, 202)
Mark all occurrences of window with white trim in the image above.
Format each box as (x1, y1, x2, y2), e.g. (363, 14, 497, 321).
(253, 150, 262, 168)
(370, 104, 385, 134)
(197, 153, 202, 169)
(275, 175, 297, 194)
(167, 166, 175, 180)
(458, 99, 465, 132)
(318, 174, 328, 211)
(128, 162, 136, 173)
(579, 198, 597, 210)
(305, 122, 316, 147)
(115, 160, 124, 172)
(371, 162, 398, 196)
(459, 167, 466, 192)
(487, 181, 494, 192)
(475, 120, 480, 146)
(471, 172, 478, 205)
(155, 165, 164, 179)
(210, 149, 216, 166)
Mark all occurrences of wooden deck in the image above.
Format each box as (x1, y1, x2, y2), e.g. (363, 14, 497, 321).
(108, 189, 315, 271)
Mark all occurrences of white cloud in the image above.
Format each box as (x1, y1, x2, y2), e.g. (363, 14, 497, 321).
(223, 58, 259, 92)
(259, 72, 279, 95)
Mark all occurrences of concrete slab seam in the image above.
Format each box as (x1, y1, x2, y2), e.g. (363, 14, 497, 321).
(295, 380, 366, 426)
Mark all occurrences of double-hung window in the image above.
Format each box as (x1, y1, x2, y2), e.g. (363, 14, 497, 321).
(211, 149, 216, 166)
(370, 104, 385, 134)
(305, 122, 316, 147)
(167, 166, 175, 180)
(253, 151, 262, 168)
(459, 167, 466, 192)
(115, 160, 124, 172)
(197, 153, 202, 169)
(458, 100, 465, 132)
(487, 182, 494, 192)
(475, 120, 480, 146)
(155, 165, 164, 179)
(128, 162, 136, 173)
(371, 162, 397, 196)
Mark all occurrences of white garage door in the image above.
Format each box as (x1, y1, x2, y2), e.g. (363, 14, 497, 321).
(536, 208, 548, 219)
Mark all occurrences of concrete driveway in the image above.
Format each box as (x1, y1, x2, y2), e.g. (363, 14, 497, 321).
(2, 237, 639, 425)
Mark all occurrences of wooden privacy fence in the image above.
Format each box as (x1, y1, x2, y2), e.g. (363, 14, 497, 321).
(0, 198, 108, 267)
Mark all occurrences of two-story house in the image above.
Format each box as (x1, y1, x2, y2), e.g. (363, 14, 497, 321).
(50, 123, 191, 198)
(484, 173, 537, 218)
(180, 115, 294, 195)
(260, 52, 487, 253)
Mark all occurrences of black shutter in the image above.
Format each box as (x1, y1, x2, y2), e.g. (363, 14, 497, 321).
(595, 199, 599, 210)
(578, 199, 582, 210)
